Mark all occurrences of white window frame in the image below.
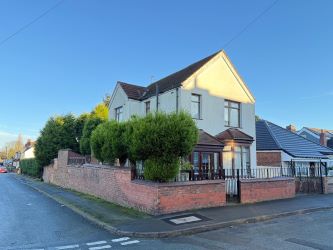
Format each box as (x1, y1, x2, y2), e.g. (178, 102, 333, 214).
(191, 93, 201, 119)
(115, 106, 123, 122)
(224, 100, 241, 128)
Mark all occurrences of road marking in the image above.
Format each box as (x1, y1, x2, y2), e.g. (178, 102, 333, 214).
(56, 245, 79, 249)
(121, 240, 140, 246)
(87, 241, 107, 246)
(88, 245, 112, 250)
(111, 237, 130, 242)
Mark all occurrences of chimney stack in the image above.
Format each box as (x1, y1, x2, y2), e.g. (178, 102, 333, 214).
(286, 124, 296, 133)
(320, 129, 327, 146)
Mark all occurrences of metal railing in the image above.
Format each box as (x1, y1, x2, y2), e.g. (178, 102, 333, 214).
(132, 165, 328, 182)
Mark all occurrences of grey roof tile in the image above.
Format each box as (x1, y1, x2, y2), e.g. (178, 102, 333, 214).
(256, 120, 333, 159)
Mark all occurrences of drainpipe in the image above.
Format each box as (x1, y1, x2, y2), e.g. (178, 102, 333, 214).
(156, 83, 159, 112)
(176, 87, 179, 113)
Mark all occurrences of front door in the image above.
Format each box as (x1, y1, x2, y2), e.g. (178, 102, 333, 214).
(201, 153, 213, 179)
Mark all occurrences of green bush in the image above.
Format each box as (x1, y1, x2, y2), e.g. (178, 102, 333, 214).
(91, 121, 128, 165)
(91, 111, 198, 181)
(20, 159, 42, 178)
(129, 111, 198, 161)
(91, 122, 108, 162)
(80, 117, 104, 155)
(143, 157, 180, 182)
(35, 114, 79, 167)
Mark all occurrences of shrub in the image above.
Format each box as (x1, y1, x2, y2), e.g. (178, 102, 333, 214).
(80, 117, 104, 155)
(129, 111, 198, 161)
(91, 121, 128, 165)
(35, 114, 79, 167)
(143, 157, 179, 182)
(91, 111, 198, 181)
(20, 159, 42, 178)
(90, 122, 108, 162)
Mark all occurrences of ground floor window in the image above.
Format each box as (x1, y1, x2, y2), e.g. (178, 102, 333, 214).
(191, 151, 220, 178)
(222, 145, 250, 171)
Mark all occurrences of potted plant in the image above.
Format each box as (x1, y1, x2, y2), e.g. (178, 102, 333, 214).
(177, 161, 192, 182)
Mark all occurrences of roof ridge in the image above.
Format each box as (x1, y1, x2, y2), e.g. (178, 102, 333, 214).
(147, 50, 222, 89)
(118, 81, 146, 89)
(267, 120, 333, 152)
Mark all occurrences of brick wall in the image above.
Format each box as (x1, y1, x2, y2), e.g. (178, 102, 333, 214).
(240, 178, 295, 203)
(257, 151, 281, 166)
(42, 150, 226, 215)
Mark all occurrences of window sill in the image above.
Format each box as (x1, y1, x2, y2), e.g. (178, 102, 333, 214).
(225, 125, 242, 129)
(192, 118, 203, 120)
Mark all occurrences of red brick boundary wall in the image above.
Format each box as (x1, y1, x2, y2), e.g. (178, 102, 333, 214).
(240, 178, 295, 204)
(43, 150, 226, 215)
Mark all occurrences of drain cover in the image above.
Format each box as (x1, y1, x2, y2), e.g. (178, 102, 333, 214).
(163, 214, 210, 225)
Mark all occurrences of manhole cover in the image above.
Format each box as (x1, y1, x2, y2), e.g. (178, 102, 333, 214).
(163, 214, 210, 225)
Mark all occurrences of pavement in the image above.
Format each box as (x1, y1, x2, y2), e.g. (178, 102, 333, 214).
(14, 174, 333, 238)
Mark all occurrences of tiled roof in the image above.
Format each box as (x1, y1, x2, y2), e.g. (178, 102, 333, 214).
(118, 81, 146, 100)
(256, 120, 333, 158)
(141, 51, 220, 99)
(198, 129, 224, 147)
(215, 128, 254, 143)
(306, 127, 333, 136)
(118, 51, 220, 100)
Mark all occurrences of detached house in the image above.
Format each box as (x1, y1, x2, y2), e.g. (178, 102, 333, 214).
(295, 127, 333, 149)
(109, 50, 256, 173)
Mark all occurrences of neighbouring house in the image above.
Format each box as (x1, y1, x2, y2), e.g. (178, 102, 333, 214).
(256, 120, 333, 169)
(109, 50, 257, 172)
(292, 126, 333, 149)
(21, 139, 35, 160)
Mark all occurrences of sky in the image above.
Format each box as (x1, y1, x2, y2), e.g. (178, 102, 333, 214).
(0, 0, 332, 147)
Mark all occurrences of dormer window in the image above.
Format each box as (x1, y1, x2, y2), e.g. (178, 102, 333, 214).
(224, 100, 240, 128)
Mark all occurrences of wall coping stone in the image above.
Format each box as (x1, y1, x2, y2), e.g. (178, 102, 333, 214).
(240, 177, 294, 183)
(132, 179, 225, 187)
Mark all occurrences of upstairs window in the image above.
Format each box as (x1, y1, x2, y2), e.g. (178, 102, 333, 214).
(115, 106, 123, 122)
(145, 101, 150, 115)
(224, 100, 240, 127)
(191, 94, 201, 119)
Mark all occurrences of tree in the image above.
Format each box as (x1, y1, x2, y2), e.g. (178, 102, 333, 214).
(91, 103, 109, 121)
(129, 112, 198, 161)
(35, 114, 79, 167)
(129, 112, 198, 182)
(90, 122, 108, 162)
(255, 115, 261, 122)
(75, 113, 90, 142)
(103, 94, 111, 108)
(3, 134, 24, 159)
(91, 121, 128, 165)
(79, 117, 104, 155)
(91, 111, 198, 181)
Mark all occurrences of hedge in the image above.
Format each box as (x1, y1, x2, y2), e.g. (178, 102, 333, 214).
(20, 159, 42, 178)
(91, 111, 198, 182)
